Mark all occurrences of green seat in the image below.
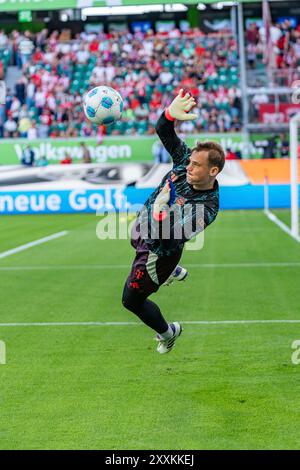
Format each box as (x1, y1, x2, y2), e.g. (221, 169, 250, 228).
(157, 84, 167, 93)
(174, 59, 183, 68)
(230, 75, 239, 85)
(57, 123, 67, 131)
(73, 71, 82, 80)
(256, 62, 265, 71)
(124, 121, 135, 132)
(205, 76, 218, 90)
(218, 75, 228, 86)
(162, 60, 170, 68)
(135, 121, 148, 135)
(112, 120, 126, 133)
(29, 108, 38, 120)
(145, 85, 153, 100)
(49, 124, 58, 133)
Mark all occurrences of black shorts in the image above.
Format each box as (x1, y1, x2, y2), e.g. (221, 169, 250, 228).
(125, 223, 182, 297)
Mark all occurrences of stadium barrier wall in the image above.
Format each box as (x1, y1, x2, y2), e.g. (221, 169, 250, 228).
(0, 185, 296, 215)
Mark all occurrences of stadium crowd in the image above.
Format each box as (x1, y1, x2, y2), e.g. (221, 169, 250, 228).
(246, 19, 300, 72)
(0, 27, 242, 139)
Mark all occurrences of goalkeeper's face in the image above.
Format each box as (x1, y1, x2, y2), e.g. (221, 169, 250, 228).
(186, 151, 219, 188)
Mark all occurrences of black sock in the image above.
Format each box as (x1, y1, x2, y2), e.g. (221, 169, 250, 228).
(122, 283, 168, 334)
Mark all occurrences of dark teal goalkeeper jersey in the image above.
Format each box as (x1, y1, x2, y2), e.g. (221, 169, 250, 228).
(137, 111, 220, 257)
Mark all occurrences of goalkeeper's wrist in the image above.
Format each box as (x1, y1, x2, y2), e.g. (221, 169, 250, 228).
(153, 210, 168, 222)
(153, 204, 168, 221)
(165, 108, 175, 122)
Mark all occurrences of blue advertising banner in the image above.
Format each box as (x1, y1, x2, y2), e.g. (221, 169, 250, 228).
(0, 185, 294, 215)
(0, 188, 153, 215)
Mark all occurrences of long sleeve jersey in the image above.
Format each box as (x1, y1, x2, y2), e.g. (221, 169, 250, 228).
(137, 111, 220, 257)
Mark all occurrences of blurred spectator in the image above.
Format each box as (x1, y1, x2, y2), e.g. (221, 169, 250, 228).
(61, 154, 72, 164)
(18, 115, 32, 138)
(10, 96, 22, 122)
(80, 142, 92, 163)
(225, 148, 239, 160)
(15, 77, 27, 105)
(0, 104, 5, 138)
(278, 134, 289, 158)
(27, 120, 38, 140)
(36, 29, 48, 52)
(21, 144, 35, 166)
(247, 44, 257, 69)
(263, 136, 277, 159)
(152, 140, 170, 163)
(35, 155, 48, 166)
(252, 92, 269, 119)
(76, 45, 89, 64)
(4, 115, 17, 137)
(37, 121, 49, 138)
(5, 88, 13, 112)
(0, 30, 8, 51)
(18, 32, 34, 68)
(246, 22, 260, 45)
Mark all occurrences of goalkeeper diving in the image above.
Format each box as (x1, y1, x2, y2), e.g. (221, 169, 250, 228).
(122, 89, 225, 354)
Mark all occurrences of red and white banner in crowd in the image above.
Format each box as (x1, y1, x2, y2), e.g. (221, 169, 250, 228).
(262, 0, 274, 67)
(259, 104, 300, 123)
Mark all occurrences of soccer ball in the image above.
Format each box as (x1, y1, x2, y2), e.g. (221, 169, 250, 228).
(83, 86, 123, 126)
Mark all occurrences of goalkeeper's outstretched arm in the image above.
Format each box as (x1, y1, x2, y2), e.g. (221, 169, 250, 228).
(155, 89, 197, 164)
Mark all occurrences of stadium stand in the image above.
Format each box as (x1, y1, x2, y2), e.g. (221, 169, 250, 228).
(0, 28, 242, 139)
(245, 19, 300, 85)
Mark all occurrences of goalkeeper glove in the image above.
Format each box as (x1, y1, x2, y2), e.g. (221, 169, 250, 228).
(166, 89, 197, 121)
(153, 177, 176, 221)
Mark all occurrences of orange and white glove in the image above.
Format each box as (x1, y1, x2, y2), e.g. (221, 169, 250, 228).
(166, 89, 197, 121)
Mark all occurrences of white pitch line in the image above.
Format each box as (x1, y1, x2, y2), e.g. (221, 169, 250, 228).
(0, 322, 140, 327)
(187, 262, 300, 268)
(0, 261, 300, 271)
(0, 320, 300, 328)
(264, 209, 300, 243)
(0, 231, 68, 260)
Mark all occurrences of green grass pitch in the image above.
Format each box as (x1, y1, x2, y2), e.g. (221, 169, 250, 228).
(0, 210, 300, 450)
